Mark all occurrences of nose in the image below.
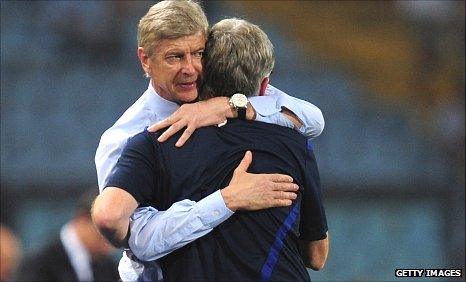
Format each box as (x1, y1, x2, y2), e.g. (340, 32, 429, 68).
(181, 55, 197, 76)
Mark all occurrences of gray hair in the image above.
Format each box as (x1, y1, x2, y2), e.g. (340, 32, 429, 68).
(138, 0, 208, 57)
(200, 18, 275, 99)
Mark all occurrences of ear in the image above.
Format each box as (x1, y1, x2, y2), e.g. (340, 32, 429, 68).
(137, 47, 151, 75)
(259, 77, 269, 96)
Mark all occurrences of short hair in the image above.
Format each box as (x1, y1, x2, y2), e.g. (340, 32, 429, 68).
(138, 0, 209, 57)
(200, 18, 275, 99)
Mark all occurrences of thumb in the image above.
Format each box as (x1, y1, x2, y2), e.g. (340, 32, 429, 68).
(234, 151, 252, 173)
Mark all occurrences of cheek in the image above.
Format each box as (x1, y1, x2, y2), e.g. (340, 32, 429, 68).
(194, 60, 203, 72)
(164, 67, 182, 82)
(152, 62, 176, 77)
(154, 71, 176, 86)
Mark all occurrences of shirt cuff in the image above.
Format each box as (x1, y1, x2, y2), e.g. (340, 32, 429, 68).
(249, 95, 281, 117)
(196, 190, 234, 228)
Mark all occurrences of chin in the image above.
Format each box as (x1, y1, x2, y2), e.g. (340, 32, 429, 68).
(178, 91, 199, 103)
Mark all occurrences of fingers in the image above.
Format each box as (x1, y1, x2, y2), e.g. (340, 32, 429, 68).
(148, 116, 174, 133)
(274, 191, 298, 200)
(273, 182, 299, 192)
(272, 199, 293, 207)
(267, 188, 297, 209)
(157, 121, 187, 142)
(175, 125, 195, 147)
(269, 173, 294, 183)
(234, 151, 253, 173)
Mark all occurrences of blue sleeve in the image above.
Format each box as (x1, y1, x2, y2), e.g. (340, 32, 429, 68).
(106, 131, 158, 205)
(299, 141, 328, 241)
(128, 190, 234, 261)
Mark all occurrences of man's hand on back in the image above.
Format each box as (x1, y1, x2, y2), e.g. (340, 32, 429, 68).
(220, 151, 298, 211)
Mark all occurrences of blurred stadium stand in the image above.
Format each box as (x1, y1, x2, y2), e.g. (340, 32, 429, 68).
(1, 1, 464, 281)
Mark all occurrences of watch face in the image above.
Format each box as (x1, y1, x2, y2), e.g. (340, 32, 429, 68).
(231, 93, 248, 108)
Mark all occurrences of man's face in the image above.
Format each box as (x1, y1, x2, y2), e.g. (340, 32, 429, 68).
(144, 33, 205, 104)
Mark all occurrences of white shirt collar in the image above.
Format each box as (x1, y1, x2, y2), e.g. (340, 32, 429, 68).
(145, 80, 180, 120)
(60, 223, 94, 282)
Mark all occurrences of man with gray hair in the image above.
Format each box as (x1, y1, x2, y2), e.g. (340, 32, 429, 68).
(108, 18, 329, 281)
(201, 18, 276, 99)
(93, 0, 326, 280)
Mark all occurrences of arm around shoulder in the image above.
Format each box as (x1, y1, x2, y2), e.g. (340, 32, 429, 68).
(278, 95, 325, 138)
(251, 85, 325, 139)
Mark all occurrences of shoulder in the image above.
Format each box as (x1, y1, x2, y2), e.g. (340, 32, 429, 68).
(228, 119, 306, 142)
(125, 130, 158, 151)
(264, 84, 285, 97)
(115, 93, 153, 127)
(100, 92, 156, 142)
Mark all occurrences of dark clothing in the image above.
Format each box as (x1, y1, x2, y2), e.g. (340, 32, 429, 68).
(108, 119, 327, 281)
(15, 238, 118, 282)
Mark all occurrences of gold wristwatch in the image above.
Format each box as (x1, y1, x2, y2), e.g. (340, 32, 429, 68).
(228, 93, 248, 120)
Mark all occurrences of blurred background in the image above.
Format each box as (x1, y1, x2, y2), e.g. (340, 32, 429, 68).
(1, 1, 464, 281)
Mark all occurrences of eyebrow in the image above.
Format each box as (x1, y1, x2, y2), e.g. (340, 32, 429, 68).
(165, 51, 184, 56)
(164, 48, 204, 58)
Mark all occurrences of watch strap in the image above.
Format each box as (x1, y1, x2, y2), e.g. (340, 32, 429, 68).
(237, 107, 246, 120)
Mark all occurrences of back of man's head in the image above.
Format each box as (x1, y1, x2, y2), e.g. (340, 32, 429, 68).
(200, 18, 275, 99)
(138, 0, 208, 57)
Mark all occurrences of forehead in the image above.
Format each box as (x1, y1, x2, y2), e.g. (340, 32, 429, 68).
(154, 32, 206, 54)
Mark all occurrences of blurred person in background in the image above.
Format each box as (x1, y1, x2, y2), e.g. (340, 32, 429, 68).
(14, 189, 118, 282)
(0, 225, 22, 282)
(103, 17, 328, 281)
(93, 0, 325, 280)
